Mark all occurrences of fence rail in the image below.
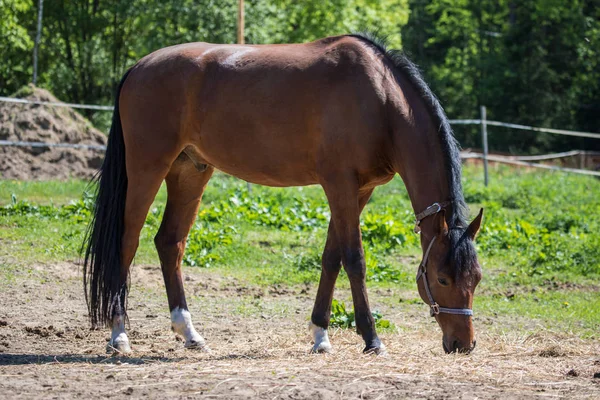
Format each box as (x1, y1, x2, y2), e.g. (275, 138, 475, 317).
(0, 96, 113, 111)
(451, 105, 600, 184)
(0, 140, 106, 151)
(461, 152, 600, 177)
(449, 118, 600, 140)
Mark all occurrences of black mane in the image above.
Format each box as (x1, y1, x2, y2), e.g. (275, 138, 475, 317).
(348, 32, 477, 280)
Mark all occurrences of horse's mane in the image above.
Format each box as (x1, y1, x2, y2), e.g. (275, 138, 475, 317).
(348, 32, 477, 280)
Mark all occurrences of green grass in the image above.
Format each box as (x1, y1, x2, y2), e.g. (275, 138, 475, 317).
(0, 180, 91, 206)
(476, 290, 600, 338)
(0, 166, 599, 337)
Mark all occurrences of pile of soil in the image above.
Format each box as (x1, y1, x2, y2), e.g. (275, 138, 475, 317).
(0, 85, 107, 180)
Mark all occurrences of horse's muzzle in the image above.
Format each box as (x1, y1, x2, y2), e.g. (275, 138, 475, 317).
(443, 339, 477, 354)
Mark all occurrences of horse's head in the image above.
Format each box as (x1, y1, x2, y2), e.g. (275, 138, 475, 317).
(416, 207, 483, 354)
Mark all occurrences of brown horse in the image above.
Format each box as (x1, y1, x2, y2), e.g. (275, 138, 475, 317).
(83, 32, 483, 356)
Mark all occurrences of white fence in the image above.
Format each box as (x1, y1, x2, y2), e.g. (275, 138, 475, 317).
(1, 97, 599, 182)
(451, 106, 600, 184)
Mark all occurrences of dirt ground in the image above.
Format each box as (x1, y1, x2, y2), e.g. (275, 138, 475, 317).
(0, 261, 598, 399)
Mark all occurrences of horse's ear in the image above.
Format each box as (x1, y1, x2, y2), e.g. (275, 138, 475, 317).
(435, 210, 449, 236)
(467, 208, 484, 240)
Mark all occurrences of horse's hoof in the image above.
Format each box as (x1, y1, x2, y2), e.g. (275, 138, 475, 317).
(310, 341, 333, 354)
(308, 322, 332, 354)
(185, 339, 210, 352)
(363, 342, 387, 356)
(106, 339, 132, 355)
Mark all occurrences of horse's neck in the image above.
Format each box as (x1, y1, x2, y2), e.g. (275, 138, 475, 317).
(392, 126, 452, 221)
(392, 132, 453, 252)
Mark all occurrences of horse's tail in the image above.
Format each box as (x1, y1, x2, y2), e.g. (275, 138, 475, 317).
(83, 69, 132, 328)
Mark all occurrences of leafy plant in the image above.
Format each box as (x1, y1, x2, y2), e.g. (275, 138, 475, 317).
(329, 299, 395, 331)
(184, 222, 236, 268)
(361, 213, 407, 250)
(285, 252, 322, 272)
(365, 252, 408, 283)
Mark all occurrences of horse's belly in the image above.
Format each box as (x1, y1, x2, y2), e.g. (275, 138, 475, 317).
(214, 163, 318, 187)
(192, 129, 319, 187)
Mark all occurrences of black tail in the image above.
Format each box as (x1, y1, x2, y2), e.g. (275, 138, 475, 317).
(83, 69, 132, 328)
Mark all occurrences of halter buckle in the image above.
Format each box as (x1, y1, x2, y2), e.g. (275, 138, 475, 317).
(430, 303, 440, 317)
(414, 221, 421, 234)
(430, 202, 442, 214)
(414, 202, 444, 234)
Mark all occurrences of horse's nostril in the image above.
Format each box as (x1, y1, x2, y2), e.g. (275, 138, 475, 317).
(452, 340, 460, 352)
(444, 339, 474, 354)
(442, 341, 449, 353)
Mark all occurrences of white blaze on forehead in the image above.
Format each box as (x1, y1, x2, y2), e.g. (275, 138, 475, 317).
(171, 307, 207, 349)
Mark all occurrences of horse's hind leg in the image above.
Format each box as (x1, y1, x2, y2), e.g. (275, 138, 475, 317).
(154, 159, 214, 350)
(310, 189, 373, 353)
(108, 163, 171, 354)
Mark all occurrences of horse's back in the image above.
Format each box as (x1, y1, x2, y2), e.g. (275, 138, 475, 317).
(120, 36, 393, 187)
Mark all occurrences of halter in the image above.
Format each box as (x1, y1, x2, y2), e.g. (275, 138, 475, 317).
(414, 202, 474, 318)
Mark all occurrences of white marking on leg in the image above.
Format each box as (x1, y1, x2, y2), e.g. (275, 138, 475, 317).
(309, 322, 332, 353)
(171, 307, 208, 350)
(107, 314, 131, 354)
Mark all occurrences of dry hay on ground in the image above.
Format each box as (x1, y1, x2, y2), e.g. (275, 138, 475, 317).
(0, 85, 106, 180)
(0, 261, 599, 399)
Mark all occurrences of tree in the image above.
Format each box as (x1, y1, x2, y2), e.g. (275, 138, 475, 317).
(402, 0, 600, 153)
(0, 0, 34, 95)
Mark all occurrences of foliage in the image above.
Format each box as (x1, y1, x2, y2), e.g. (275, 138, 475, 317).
(184, 223, 236, 267)
(201, 190, 331, 232)
(285, 251, 322, 272)
(365, 252, 408, 283)
(329, 299, 395, 330)
(403, 0, 600, 153)
(1, 168, 599, 335)
(0, 0, 33, 93)
(0, 194, 92, 221)
(463, 168, 600, 277)
(0, 0, 407, 132)
(2, 166, 600, 282)
(2, 2, 599, 153)
(266, 0, 407, 48)
(361, 212, 409, 250)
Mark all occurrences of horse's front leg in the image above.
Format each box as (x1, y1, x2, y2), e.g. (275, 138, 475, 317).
(309, 221, 341, 353)
(321, 178, 384, 354)
(310, 189, 374, 353)
(154, 163, 214, 350)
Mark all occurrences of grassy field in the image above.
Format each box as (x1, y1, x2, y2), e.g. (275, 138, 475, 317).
(1, 165, 598, 338)
(1, 165, 600, 398)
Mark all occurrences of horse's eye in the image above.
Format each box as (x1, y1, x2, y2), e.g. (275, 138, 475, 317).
(437, 278, 449, 286)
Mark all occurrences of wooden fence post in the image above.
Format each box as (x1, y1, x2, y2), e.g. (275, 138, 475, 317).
(237, 0, 252, 193)
(481, 105, 489, 186)
(237, 0, 245, 45)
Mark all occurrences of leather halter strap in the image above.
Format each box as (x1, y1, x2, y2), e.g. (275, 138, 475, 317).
(415, 202, 473, 318)
(414, 201, 452, 233)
